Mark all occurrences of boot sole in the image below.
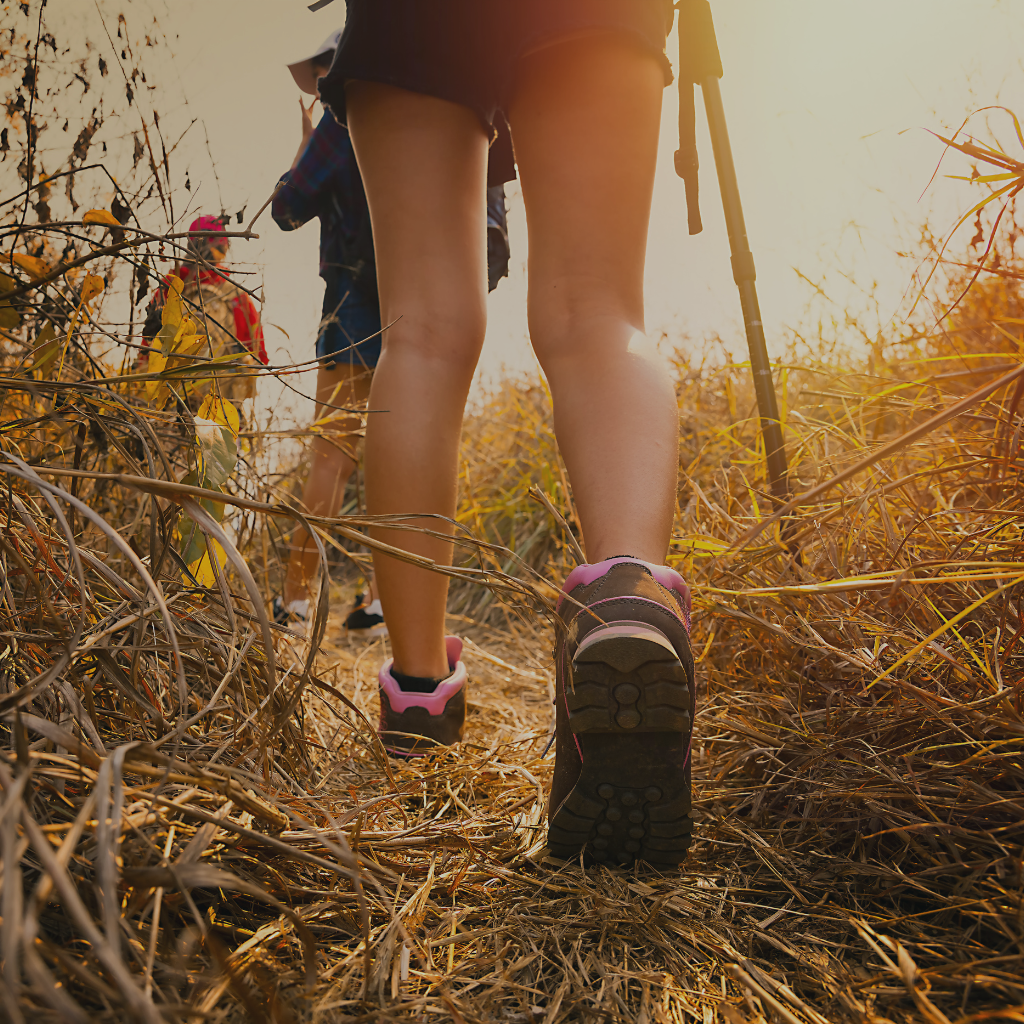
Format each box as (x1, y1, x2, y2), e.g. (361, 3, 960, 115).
(548, 623, 692, 867)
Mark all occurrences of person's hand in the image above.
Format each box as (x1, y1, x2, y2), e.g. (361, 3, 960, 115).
(300, 95, 317, 144)
(291, 95, 318, 168)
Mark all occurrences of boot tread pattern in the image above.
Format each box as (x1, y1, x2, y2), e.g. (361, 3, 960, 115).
(550, 624, 693, 866)
(549, 782, 692, 866)
(566, 633, 690, 735)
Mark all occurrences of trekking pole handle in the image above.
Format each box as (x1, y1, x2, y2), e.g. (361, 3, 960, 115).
(676, 0, 724, 83)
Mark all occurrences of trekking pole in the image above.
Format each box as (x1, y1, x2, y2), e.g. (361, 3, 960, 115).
(674, 0, 791, 506)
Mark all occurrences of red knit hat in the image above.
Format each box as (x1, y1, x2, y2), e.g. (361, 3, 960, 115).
(188, 215, 228, 250)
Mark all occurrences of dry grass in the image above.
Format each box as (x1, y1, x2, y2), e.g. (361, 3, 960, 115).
(2, 304, 1022, 1022)
(4, 6, 1024, 1020)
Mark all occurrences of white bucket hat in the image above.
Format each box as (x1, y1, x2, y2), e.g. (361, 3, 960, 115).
(286, 28, 342, 95)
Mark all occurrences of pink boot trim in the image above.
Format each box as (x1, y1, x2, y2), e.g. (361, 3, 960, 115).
(378, 635, 466, 715)
(557, 557, 691, 620)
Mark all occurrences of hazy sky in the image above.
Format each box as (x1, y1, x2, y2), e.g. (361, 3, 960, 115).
(80, 1, 1024, 418)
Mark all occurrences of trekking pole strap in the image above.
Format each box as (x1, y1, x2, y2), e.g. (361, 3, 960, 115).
(674, 0, 723, 236)
(674, 84, 702, 235)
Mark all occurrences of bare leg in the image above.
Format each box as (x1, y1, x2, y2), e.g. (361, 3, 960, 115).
(509, 34, 678, 564)
(346, 83, 488, 678)
(283, 362, 373, 607)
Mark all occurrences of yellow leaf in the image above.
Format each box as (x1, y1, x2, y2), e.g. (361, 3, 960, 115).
(12, 253, 51, 281)
(161, 276, 184, 329)
(175, 329, 206, 356)
(29, 323, 59, 376)
(145, 350, 168, 403)
(0, 272, 16, 326)
(82, 208, 122, 227)
(197, 395, 240, 437)
(80, 274, 104, 305)
(168, 341, 206, 373)
(186, 538, 226, 589)
(172, 314, 202, 351)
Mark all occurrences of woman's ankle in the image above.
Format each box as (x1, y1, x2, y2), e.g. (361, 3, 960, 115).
(389, 636, 451, 680)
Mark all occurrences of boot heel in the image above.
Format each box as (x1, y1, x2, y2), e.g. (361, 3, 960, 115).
(548, 557, 695, 866)
(567, 622, 691, 735)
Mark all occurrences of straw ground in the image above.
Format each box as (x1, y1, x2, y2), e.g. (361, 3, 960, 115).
(2, 301, 1023, 1020)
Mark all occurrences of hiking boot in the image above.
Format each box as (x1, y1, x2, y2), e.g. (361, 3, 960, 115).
(345, 595, 388, 638)
(272, 596, 308, 627)
(378, 635, 467, 758)
(548, 557, 695, 867)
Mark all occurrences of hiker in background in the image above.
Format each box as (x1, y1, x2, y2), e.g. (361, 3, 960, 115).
(317, 3, 694, 867)
(271, 28, 510, 637)
(141, 215, 267, 405)
(271, 30, 386, 636)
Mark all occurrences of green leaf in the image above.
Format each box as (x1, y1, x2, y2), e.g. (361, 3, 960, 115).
(194, 416, 238, 491)
(173, 474, 226, 571)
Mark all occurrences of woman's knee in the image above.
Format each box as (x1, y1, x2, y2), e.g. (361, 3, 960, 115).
(528, 290, 644, 369)
(379, 304, 486, 374)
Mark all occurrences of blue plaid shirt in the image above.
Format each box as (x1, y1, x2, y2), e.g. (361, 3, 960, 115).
(273, 113, 510, 301)
(272, 114, 370, 297)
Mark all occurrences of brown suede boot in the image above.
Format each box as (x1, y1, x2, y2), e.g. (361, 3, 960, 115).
(548, 557, 694, 866)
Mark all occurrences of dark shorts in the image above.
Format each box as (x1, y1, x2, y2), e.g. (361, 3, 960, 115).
(319, 0, 675, 186)
(316, 276, 383, 369)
